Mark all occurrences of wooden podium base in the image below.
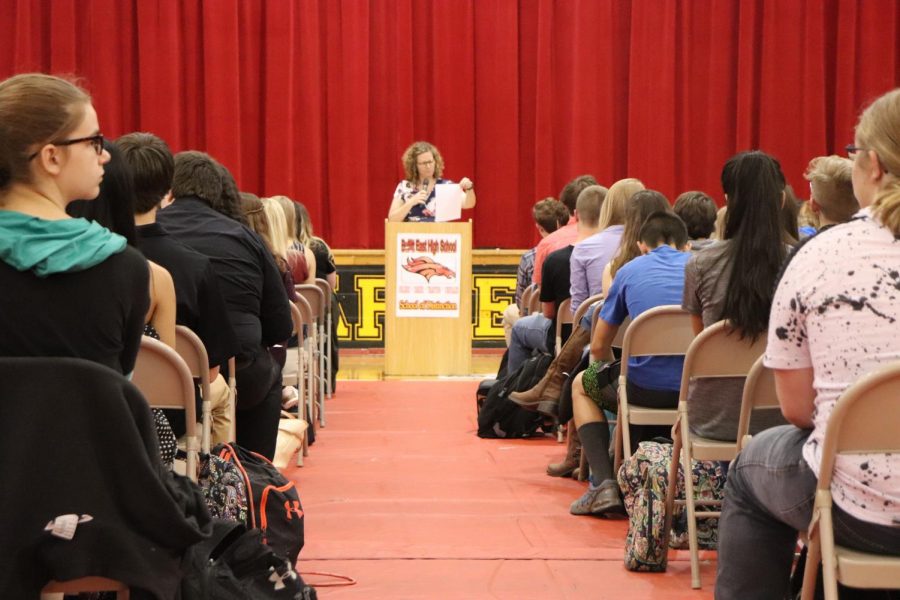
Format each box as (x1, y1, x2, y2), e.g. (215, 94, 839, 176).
(384, 220, 473, 376)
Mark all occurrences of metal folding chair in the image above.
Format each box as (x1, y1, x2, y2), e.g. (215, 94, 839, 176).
(663, 320, 766, 589)
(132, 336, 199, 482)
(295, 284, 327, 427)
(801, 361, 900, 599)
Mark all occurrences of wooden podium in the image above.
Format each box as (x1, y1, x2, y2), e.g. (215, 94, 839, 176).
(384, 220, 472, 376)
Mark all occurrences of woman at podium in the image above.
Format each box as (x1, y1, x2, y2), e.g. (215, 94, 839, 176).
(387, 141, 476, 222)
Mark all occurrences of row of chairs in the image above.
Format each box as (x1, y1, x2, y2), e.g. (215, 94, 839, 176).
(569, 304, 900, 596)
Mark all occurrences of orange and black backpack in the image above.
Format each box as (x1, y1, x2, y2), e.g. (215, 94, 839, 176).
(215, 442, 305, 564)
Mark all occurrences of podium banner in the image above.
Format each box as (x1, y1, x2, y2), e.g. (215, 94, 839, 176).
(395, 232, 461, 318)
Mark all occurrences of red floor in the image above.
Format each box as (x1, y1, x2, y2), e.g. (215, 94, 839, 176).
(286, 380, 716, 599)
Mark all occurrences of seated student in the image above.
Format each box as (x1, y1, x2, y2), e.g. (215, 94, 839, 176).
(501, 198, 569, 346)
(118, 132, 241, 445)
(682, 151, 789, 441)
(531, 175, 598, 288)
(159, 152, 292, 460)
(673, 190, 717, 251)
(568, 211, 691, 516)
(716, 87, 900, 600)
(510, 179, 639, 410)
(506, 186, 607, 374)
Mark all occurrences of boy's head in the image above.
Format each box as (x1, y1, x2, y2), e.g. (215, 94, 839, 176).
(803, 155, 858, 224)
(115, 132, 174, 214)
(532, 197, 568, 236)
(673, 191, 717, 239)
(638, 211, 688, 252)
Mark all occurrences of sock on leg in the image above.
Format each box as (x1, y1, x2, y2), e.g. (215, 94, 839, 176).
(578, 421, 613, 483)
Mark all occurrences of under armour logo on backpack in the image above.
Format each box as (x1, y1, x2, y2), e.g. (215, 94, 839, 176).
(285, 500, 304, 520)
(268, 565, 297, 590)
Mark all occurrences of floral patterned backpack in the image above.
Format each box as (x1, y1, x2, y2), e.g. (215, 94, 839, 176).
(617, 440, 727, 572)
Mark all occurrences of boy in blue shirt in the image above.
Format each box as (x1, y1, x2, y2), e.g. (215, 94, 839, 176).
(569, 211, 691, 516)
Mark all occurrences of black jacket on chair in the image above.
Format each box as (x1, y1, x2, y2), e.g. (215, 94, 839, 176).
(0, 357, 211, 599)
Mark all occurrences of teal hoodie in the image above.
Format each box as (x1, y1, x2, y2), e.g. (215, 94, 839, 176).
(0, 210, 126, 277)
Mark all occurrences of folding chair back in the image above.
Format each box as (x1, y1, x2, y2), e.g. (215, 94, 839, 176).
(664, 320, 766, 589)
(735, 355, 780, 452)
(801, 361, 900, 599)
(554, 297, 574, 355)
(573, 293, 603, 331)
(173, 325, 211, 453)
(284, 301, 310, 466)
(295, 284, 327, 427)
(520, 284, 536, 316)
(527, 284, 542, 316)
(314, 278, 334, 399)
(132, 336, 199, 481)
(618, 305, 694, 460)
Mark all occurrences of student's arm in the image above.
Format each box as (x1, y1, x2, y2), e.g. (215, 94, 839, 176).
(690, 314, 704, 335)
(148, 262, 177, 349)
(775, 367, 816, 428)
(590, 318, 618, 362)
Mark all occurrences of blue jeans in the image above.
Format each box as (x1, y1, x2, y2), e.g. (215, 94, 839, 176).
(716, 425, 900, 599)
(507, 313, 551, 373)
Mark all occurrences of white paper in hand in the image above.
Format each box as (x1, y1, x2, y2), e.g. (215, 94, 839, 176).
(434, 183, 465, 222)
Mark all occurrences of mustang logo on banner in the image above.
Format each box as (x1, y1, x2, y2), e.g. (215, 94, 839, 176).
(396, 233, 461, 318)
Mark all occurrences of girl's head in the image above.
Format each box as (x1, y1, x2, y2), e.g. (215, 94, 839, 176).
(853, 88, 900, 234)
(721, 150, 785, 241)
(241, 192, 270, 250)
(610, 189, 671, 277)
(270, 195, 299, 242)
(599, 178, 644, 230)
(717, 150, 788, 340)
(0, 73, 108, 202)
(261, 197, 291, 262)
(66, 140, 137, 245)
(293, 201, 314, 246)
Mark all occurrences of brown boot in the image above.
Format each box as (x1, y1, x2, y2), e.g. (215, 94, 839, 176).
(547, 426, 581, 478)
(510, 327, 591, 412)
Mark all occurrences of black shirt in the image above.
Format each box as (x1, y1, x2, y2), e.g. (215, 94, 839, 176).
(157, 197, 292, 360)
(136, 222, 241, 368)
(0, 246, 149, 374)
(540, 245, 574, 351)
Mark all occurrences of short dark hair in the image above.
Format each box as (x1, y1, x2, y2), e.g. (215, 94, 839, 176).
(673, 191, 717, 239)
(639, 211, 688, 248)
(172, 151, 245, 224)
(172, 151, 222, 202)
(115, 132, 174, 214)
(559, 174, 598, 212)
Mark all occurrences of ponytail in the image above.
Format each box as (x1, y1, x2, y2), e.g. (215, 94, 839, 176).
(872, 179, 900, 236)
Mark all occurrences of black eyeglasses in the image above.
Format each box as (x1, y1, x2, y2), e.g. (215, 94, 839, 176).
(844, 144, 866, 158)
(28, 133, 105, 161)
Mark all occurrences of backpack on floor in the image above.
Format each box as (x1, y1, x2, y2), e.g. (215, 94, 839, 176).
(215, 442, 305, 563)
(197, 452, 249, 525)
(181, 519, 316, 600)
(617, 441, 727, 572)
(477, 352, 552, 439)
(476, 379, 496, 415)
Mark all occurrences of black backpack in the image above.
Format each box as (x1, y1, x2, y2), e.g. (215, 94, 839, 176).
(215, 443, 305, 564)
(477, 352, 552, 438)
(181, 520, 316, 600)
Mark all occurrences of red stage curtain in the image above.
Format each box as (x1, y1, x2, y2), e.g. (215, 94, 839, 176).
(2, 0, 898, 249)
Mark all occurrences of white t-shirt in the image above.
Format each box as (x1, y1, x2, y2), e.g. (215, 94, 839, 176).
(765, 210, 900, 526)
